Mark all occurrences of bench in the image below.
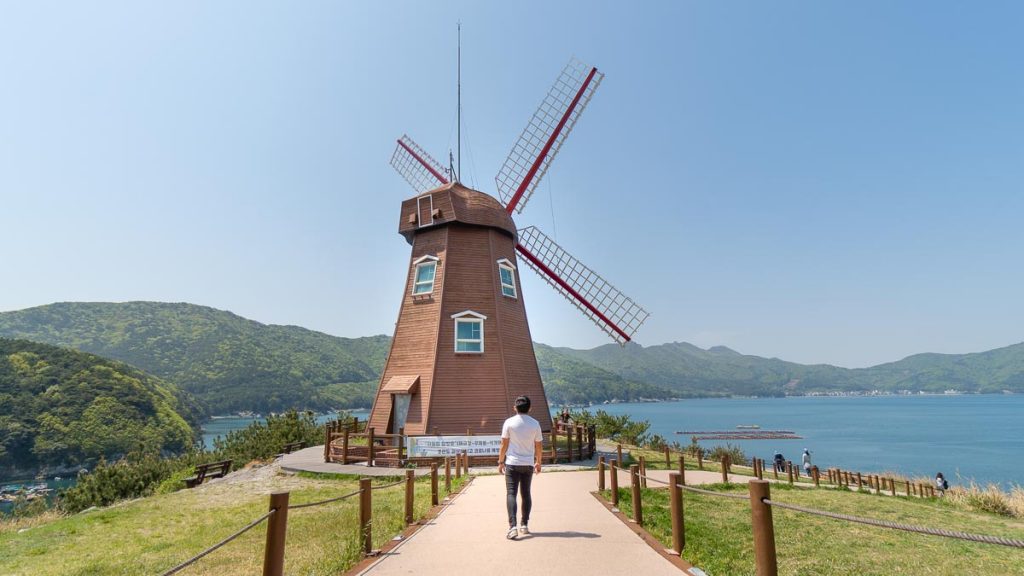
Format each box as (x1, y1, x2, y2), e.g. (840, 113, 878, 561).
(185, 460, 232, 488)
(282, 441, 306, 454)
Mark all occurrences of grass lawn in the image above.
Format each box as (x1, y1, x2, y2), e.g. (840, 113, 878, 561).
(0, 467, 465, 576)
(605, 482, 1024, 576)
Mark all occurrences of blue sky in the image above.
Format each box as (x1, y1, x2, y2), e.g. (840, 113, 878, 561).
(2, 1, 1022, 368)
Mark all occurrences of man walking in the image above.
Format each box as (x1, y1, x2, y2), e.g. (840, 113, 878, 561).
(498, 395, 543, 540)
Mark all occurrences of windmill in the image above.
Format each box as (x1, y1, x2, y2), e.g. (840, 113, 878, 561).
(367, 58, 649, 439)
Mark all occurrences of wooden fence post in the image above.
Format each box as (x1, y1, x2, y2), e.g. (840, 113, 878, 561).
(431, 464, 439, 506)
(367, 428, 375, 467)
(576, 426, 583, 461)
(678, 455, 686, 486)
(463, 450, 469, 475)
(617, 444, 623, 467)
(359, 478, 372, 555)
(551, 426, 559, 464)
(812, 466, 820, 487)
(721, 457, 730, 484)
(262, 492, 289, 576)
(455, 453, 462, 479)
(857, 472, 863, 490)
(773, 459, 779, 480)
(697, 449, 704, 470)
(444, 457, 452, 492)
(786, 462, 794, 486)
(323, 422, 332, 463)
(639, 455, 648, 489)
(342, 427, 350, 465)
(404, 470, 415, 526)
(598, 456, 606, 491)
(665, 446, 671, 468)
(630, 464, 643, 526)
(670, 472, 684, 555)
(398, 431, 405, 467)
(905, 479, 911, 497)
(749, 480, 778, 576)
(890, 477, 896, 497)
(610, 459, 619, 506)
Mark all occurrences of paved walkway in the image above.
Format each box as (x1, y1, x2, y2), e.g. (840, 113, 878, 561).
(283, 447, 755, 575)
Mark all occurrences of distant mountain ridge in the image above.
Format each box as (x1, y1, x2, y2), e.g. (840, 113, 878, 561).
(0, 302, 390, 414)
(0, 302, 1021, 415)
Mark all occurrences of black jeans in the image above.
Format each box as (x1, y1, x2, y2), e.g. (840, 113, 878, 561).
(505, 465, 534, 528)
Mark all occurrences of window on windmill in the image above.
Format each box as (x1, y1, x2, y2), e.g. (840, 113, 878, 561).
(498, 262, 517, 298)
(454, 318, 483, 353)
(413, 261, 437, 295)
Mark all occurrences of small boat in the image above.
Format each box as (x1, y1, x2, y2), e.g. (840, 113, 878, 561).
(736, 425, 761, 430)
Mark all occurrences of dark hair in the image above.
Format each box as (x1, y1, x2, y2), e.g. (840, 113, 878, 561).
(514, 395, 531, 414)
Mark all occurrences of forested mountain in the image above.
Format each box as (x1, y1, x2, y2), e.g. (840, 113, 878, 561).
(1, 303, 1021, 418)
(0, 338, 200, 474)
(0, 302, 390, 414)
(554, 341, 1024, 396)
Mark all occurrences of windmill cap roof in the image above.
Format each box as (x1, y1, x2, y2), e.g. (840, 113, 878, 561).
(399, 182, 517, 242)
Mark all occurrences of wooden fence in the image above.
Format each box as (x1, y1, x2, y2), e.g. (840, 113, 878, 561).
(324, 419, 596, 468)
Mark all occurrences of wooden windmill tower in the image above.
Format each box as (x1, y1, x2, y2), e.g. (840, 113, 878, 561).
(368, 58, 649, 437)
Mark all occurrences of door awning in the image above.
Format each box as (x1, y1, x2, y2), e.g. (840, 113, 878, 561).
(382, 375, 420, 394)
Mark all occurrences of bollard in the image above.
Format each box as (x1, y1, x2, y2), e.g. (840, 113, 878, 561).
(359, 478, 372, 555)
(444, 457, 452, 492)
(630, 464, 643, 526)
(610, 459, 620, 506)
(431, 464, 439, 506)
(598, 456, 606, 491)
(262, 492, 289, 576)
(639, 455, 648, 489)
(404, 470, 415, 526)
(749, 480, 778, 576)
(812, 466, 820, 487)
(669, 472, 684, 555)
(721, 457, 729, 484)
(678, 455, 687, 486)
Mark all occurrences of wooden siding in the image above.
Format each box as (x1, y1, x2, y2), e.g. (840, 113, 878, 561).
(399, 183, 517, 243)
(372, 185, 554, 436)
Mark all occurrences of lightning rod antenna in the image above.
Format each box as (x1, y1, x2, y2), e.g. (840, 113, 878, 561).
(457, 21, 462, 183)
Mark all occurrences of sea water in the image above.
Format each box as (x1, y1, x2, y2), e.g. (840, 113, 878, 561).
(595, 395, 1023, 489)
(200, 410, 370, 450)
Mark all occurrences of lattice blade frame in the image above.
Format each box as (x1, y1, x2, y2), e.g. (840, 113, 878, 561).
(496, 58, 604, 214)
(515, 226, 649, 345)
(390, 134, 449, 194)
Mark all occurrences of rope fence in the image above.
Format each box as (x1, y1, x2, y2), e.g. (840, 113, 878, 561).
(595, 451, 1024, 576)
(156, 459, 457, 576)
(159, 510, 276, 576)
(763, 498, 1024, 549)
(289, 488, 364, 510)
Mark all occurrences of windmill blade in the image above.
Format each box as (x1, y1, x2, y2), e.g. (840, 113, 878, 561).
(390, 134, 450, 194)
(516, 226, 649, 346)
(496, 58, 604, 215)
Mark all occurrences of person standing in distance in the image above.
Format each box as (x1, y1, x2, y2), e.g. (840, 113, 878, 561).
(498, 395, 543, 540)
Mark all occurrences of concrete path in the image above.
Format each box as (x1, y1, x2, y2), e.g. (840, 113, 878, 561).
(354, 466, 746, 576)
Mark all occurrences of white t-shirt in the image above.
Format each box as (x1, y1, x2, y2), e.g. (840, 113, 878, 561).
(501, 414, 542, 466)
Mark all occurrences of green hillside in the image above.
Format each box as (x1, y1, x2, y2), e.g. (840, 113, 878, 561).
(0, 338, 199, 475)
(0, 302, 390, 414)
(556, 341, 1024, 396)
(1, 302, 1021, 417)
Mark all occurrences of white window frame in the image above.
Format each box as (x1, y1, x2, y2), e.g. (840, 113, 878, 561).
(497, 258, 517, 299)
(450, 310, 486, 354)
(411, 255, 439, 295)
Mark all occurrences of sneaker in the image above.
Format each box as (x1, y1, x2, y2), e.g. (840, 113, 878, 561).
(518, 525, 529, 535)
(506, 526, 519, 540)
